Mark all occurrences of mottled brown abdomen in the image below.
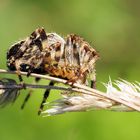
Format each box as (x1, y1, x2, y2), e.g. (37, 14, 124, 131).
(43, 34, 99, 85)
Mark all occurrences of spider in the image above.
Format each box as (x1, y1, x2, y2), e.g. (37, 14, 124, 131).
(7, 27, 99, 115)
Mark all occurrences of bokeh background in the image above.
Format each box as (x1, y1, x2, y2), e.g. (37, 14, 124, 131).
(0, 0, 140, 140)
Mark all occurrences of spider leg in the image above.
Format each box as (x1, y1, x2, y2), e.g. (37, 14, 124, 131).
(90, 74, 96, 89)
(21, 90, 32, 109)
(66, 78, 76, 86)
(16, 70, 29, 109)
(18, 74, 23, 83)
(21, 77, 41, 109)
(16, 70, 26, 89)
(38, 80, 54, 115)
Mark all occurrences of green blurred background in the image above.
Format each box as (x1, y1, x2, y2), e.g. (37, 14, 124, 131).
(0, 0, 140, 140)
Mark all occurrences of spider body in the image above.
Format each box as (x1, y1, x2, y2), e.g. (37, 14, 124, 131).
(6, 28, 99, 114)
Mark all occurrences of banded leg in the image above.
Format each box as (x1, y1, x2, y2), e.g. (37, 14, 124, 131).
(38, 81, 54, 115)
(16, 70, 26, 89)
(17, 71, 29, 109)
(21, 90, 32, 109)
(21, 77, 41, 109)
